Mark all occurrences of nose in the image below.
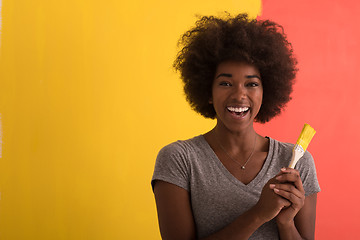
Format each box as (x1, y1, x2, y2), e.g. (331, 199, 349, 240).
(231, 84, 247, 100)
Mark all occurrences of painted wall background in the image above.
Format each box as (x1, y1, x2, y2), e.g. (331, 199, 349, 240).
(0, 0, 358, 239)
(257, 1, 360, 239)
(0, 1, 260, 239)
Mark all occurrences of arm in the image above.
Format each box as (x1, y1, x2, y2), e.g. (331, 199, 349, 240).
(153, 181, 196, 240)
(154, 179, 291, 240)
(271, 168, 318, 240)
(294, 193, 317, 239)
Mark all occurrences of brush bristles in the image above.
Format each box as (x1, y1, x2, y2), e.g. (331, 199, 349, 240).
(296, 124, 316, 151)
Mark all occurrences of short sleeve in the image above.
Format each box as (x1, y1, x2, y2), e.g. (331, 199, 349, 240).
(296, 151, 321, 196)
(151, 141, 190, 192)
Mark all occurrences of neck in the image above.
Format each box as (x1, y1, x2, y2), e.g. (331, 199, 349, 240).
(212, 123, 258, 153)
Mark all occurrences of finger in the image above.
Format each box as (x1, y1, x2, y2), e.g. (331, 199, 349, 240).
(270, 183, 303, 199)
(273, 188, 305, 207)
(275, 194, 292, 208)
(276, 172, 300, 183)
(280, 167, 296, 173)
(275, 170, 305, 193)
(275, 167, 292, 176)
(275, 167, 287, 177)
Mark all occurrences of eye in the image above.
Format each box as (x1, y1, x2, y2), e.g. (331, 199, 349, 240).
(219, 81, 232, 87)
(246, 82, 260, 87)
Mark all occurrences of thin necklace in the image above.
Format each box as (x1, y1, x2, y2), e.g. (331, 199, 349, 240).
(215, 132, 257, 170)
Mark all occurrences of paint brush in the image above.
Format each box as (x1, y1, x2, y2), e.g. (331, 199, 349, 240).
(288, 123, 316, 168)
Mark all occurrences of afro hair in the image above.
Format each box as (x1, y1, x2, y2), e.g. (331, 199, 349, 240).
(173, 13, 298, 123)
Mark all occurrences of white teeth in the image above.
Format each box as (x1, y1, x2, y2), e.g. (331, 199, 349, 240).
(227, 107, 249, 113)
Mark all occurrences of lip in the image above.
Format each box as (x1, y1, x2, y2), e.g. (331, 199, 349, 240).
(227, 105, 250, 108)
(227, 106, 250, 112)
(226, 107, 250, 119)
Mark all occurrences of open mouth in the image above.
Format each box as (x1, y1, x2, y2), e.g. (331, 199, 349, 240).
(227, 106, 250, 117)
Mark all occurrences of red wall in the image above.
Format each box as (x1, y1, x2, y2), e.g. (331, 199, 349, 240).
(256, 0, 360, 238)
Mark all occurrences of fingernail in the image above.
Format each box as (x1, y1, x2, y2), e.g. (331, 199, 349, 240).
(274, 188, 280, 193)
(270, 184, 275, 188)
(281, 167, 286, 171)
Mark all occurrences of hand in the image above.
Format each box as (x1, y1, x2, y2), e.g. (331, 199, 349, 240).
(270, 168, 305, 225)
(255, 176, 291, 223)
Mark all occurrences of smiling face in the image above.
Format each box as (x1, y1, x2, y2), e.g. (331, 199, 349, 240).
(211, 61, 263, 132)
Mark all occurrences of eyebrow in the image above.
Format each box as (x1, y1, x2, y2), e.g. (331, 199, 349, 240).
(215, 73, 261, 80)
(216, 73, 232, 79)
(246, 75, 261, 80)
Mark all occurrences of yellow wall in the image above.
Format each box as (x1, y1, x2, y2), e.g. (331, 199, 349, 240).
(0, 1, 261, 239)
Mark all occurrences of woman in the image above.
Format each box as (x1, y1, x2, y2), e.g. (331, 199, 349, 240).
(152, 13, 320, 240)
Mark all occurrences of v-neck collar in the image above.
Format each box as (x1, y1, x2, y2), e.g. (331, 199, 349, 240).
(199, 135, 275, 188)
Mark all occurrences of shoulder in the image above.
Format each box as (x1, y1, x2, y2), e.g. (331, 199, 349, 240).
(157, 135, 205, 158)
(155, 135, 208, 171)
(269, 137, 315, 166)
(269, 137, 320, 195)
(268, 137, 294, 162)
(271, 138, 294, 153)
(152, 135, 205, 191)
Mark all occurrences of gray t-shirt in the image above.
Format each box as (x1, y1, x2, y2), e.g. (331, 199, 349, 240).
(152, 135, 320, 239)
